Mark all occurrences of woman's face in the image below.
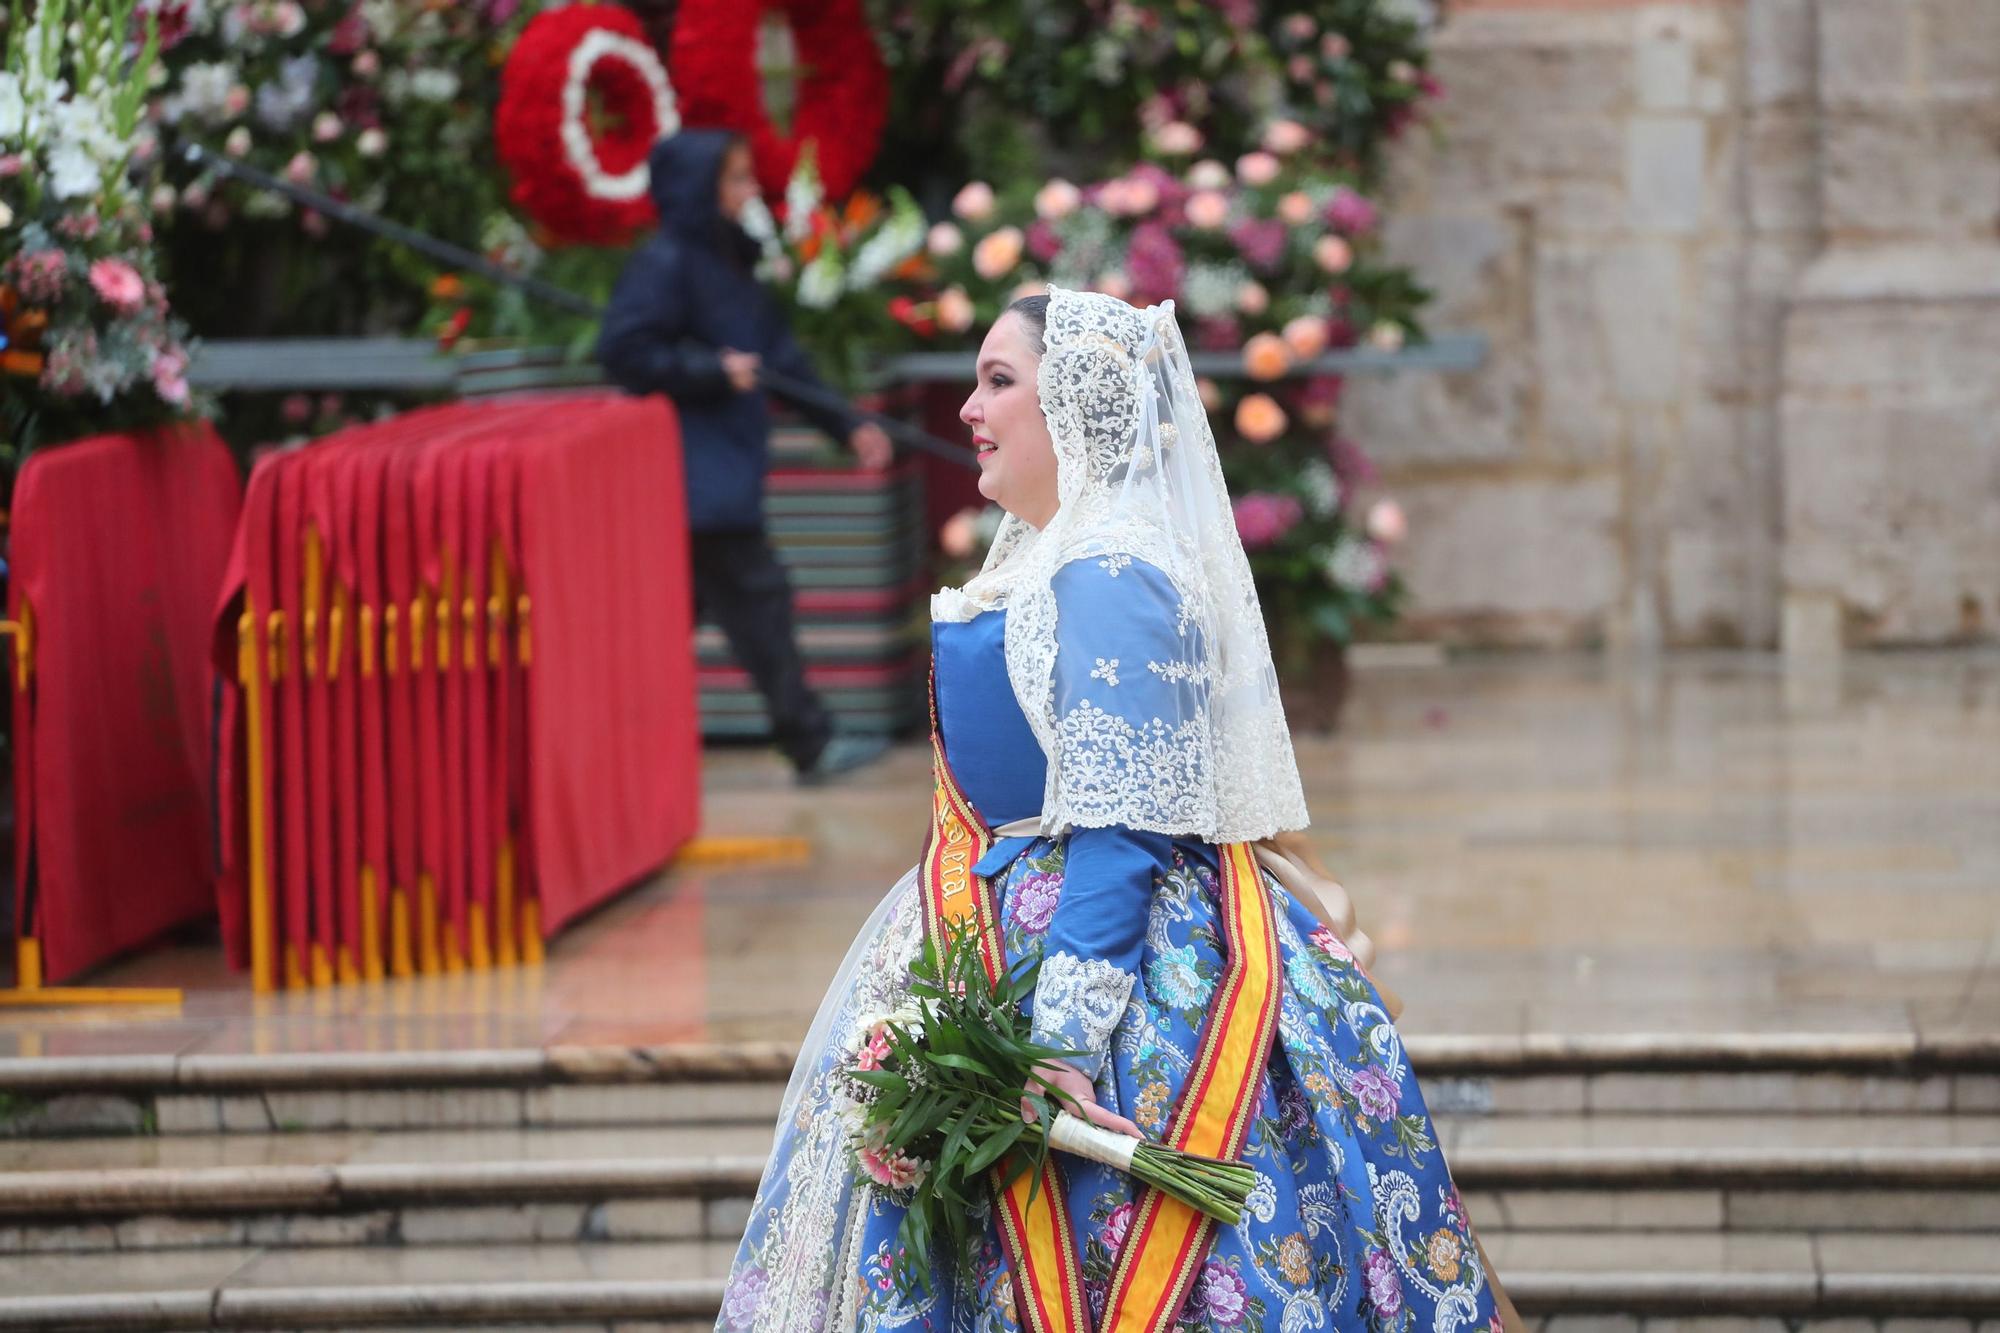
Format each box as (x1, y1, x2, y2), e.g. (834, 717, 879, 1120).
(961, 311, 1059, 528)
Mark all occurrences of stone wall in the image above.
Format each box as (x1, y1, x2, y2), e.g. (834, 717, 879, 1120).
(1348, 0, 2000, 650)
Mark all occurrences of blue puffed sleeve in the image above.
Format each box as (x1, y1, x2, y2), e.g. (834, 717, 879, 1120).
(1029, 554, 1205, 1080)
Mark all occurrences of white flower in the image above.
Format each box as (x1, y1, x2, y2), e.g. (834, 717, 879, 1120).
(1367, 321, 1406, 352)
(356, 127, 387, 157)
(1180, 262, 1245, 319)
(408, 68, 460, 102)
(846, 200, 925, 291)
(0, 199, 13, 229)
(783, 155, 822, 244)
(47, 141, 101, 198)
(1300, 461, 1341, 517)
(311, 111, 342, 142)
(737, 196, 779, 247)
(1325, 536, 1386, 593)
(225, 125, 252, 156)
(0, 73, 31, 140)
(797, 254, 844, 310)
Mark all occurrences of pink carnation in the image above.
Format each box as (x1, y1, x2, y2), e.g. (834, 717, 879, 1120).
(151, 348, 191, 407)
(1228, 219, 1287, 272)
(10, 249, 69, 304)
(1233, 494, 1303, 550)
(1026, 220, 1064, 263)
(88, 259, 147, 314)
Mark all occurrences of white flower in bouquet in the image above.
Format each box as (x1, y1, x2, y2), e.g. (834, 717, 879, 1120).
(1300, 461, 1342, 517)
(797, 253, 844, 310)
(783, 154, 823, 244)
(845, 195, 926, 291)
(356, 127, 387, 157)
(1367, 320, 1406, 352)
(47, 141, 102, 199)
(1325, 535, 1386, 593)
(737, 195, 778, 246)
(0, 73, 25, 140)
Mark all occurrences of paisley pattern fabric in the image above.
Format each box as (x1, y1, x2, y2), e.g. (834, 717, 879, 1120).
(716, 839, 1501, 1333)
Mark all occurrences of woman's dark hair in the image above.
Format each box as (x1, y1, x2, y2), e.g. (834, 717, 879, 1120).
(1007, 294, 1049, 354)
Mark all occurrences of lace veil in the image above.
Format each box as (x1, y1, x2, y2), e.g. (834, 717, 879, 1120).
(933, 286, 1308, 844)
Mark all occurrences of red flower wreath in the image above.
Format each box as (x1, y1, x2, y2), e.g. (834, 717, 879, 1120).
(669, 0, 889, 203)
(495, 4, 680, 246)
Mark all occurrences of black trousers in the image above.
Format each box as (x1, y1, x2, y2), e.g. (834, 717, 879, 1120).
(690, 529, 829, 769)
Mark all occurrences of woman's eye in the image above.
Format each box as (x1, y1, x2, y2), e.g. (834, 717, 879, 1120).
(991, 374, 1010, 388)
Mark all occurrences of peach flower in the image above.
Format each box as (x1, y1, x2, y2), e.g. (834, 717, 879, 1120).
(1235, 281, 1269, 316)
(1235, 393, 1289, 444)
(1150, 121, 1204, 155)
(1263, 120, 1312, 155)
(952, 181, 996, 222)
(936, 286, 975, 334)
(1034, 179, 1082, 220)
(1236, 152, 1281, 187)
(1242, 332, 1292, 382)
(1368, 498, 1408, 544)
(1095, 272, 1133, 301)
(927, 221, 964, 257)
(1282, 315, 1329, 361)
(1184, 190, 1231, 230)
(972, 226, 1024, 280)
(1278, 191, 1314, 226)
(1313, 235, 1354, 274)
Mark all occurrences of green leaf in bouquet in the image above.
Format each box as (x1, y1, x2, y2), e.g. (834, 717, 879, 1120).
(965, 1117, 1024, 1174)
(927, 1052, 997, 1079)
(849, 1069, 908, 1096)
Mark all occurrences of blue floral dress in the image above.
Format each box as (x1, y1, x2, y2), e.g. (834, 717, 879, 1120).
(718, 559, 1500, 1333)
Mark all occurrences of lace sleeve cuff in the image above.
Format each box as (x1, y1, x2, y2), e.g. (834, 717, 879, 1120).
(1030, 951, 1133, 1082)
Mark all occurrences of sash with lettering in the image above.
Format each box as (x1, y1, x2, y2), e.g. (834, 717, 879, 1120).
(918, 680, 1281, 1333)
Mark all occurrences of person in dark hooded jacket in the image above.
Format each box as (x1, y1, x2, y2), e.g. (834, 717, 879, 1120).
(599, 130, 893, 784)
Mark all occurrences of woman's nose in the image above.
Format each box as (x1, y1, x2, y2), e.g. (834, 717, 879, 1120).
(959, 393, 980, 425)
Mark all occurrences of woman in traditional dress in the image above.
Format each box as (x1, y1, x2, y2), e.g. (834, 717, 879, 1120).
(719, 287, 1514, 1333)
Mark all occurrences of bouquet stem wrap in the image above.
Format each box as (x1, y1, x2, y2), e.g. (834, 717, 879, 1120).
(1047, 1111, 1140, 1173)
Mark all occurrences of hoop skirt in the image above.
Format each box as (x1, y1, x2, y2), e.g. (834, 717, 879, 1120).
(719, 560, 1501, 1333)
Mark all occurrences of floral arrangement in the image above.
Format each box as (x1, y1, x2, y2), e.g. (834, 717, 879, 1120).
(867, 0, 1436, 188)
(839, 924, 1255, 1298)
(1, 0, 202, 455)
(911, 129, 1423, 653)
(144, 0, 546, 339)
(735, 146, 929, 391)
(494, 2, 676, 246)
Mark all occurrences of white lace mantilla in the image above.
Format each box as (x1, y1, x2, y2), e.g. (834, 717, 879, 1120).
(932, 287, 1309, 844)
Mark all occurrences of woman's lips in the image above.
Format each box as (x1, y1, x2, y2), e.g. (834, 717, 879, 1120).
(974, 436, 997, 457)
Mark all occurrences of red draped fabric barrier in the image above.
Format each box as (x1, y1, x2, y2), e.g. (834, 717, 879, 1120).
(9, 424, 242, 986)
(213, 394, 697, 990)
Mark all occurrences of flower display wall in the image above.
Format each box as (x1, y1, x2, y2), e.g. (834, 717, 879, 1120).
(2, 0, 202, 455)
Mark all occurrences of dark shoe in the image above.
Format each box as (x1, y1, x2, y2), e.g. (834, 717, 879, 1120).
(796, 734, 891, 786)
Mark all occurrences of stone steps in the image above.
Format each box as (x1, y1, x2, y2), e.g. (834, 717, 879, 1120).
(2, 1234, 1999, 1329)
(4, 1039, 1998, 1326)
(4, 1035, 1996, 1136)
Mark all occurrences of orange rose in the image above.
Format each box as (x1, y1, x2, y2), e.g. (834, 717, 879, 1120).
(1235, 393, 1289, 443)
(1242, 332, 1292, 382)
(1282, 315, 1329, 361)
(973, 227, 1026, 281)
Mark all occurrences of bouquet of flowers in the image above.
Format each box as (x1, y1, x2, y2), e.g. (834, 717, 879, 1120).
(842, 923, 1257, 1298)
(2, 0, 202, 455)
(738, 145, 930, 391)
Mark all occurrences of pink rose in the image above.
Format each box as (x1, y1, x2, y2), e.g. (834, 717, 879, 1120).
(1367, 498, 1407, 544)
(151, 348, 191, 408)
(1322, 32, 1352, 61)
(1283, 14, 1317, 41)
(1184, 189, 1231, 230)
(223, 84, 251, 117)
(284, 151, 316, 185)
(88, 259, 147, 314)
(1263, 120, 1312, 155)
(1094, 271, 1132, 301)
(1314, 235, 1355, 274)
(1282, 315, 1330, 361)
(1034, 179, 1081, 221)
(939, 506, 980, 558)
(1278, 191, 1314, 226)
(1026, 220, 1064, 263)
(952, 180, 996, 222)
(1234, 281, 1269, 316)
(1236, 152, 1281, 187)
(935, 287, 975, 335)
(1288, 54, 1315, 82)
(281, 393, 314, 425)
(312, 111, 343, 143)
(972, 226, 1024, 281)
(927, 221, 964, 257)
(351, 49, 381, 78)
(1233, 492, 1303, 548)
(1150, 121, 1203, 155)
